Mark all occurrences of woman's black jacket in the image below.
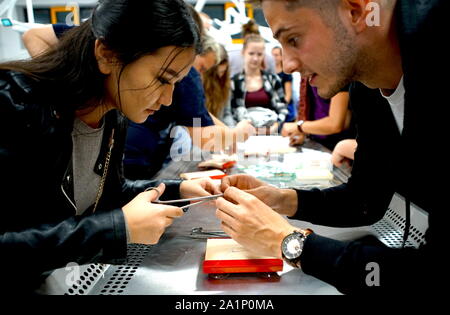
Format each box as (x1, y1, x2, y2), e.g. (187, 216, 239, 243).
(0, 70, 182, 293)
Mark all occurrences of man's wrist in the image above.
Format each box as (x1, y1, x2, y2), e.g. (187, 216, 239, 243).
(280, 228, 314, 268)
(275, 225, 299, 258)
(281, 189, 298, 217)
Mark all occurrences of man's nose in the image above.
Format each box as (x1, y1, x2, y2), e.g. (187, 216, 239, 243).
(282, 50, 303, 74)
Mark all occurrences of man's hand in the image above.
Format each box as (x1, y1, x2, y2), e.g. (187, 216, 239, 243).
(180, 177, 222, 199)
(221, 174, 267, 191)
(215, 187, 297, 258)
(221, 174, 298, 216)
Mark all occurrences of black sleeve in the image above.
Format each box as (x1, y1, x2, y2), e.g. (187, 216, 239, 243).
(0, 99, 129, 292)
(291, 83, 396, 227)
(0, 209, 128, 293)
(299, 233, 430, 294)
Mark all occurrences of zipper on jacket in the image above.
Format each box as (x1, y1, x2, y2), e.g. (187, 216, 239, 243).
(61, 157, 77, 214)
(92, 128, 115, 213)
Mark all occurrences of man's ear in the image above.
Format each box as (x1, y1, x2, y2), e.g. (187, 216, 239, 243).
(341, 0, 374, 33)
(94, 39, 118, 75)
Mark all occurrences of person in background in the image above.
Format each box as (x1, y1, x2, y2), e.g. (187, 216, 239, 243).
(22, 24, 60, 57)
(272, 46, 295, 122)
(282, 77, 354, 150)
(203, 44, 243, 128)
(228, 19, 276, 77)
(0, 0, 219, 294)
(230, 34, 288, 134)
(203, 44, 231, 121)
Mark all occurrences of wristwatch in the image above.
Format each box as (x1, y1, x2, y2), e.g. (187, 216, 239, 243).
(281, 229, 313, 268)
(297, 120, 305, 133)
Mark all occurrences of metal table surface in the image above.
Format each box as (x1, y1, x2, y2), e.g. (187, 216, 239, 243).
(38, 140, 428, 295)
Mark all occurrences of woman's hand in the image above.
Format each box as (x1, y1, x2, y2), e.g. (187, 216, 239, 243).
(282, 122, 305, 146)
(122, 183, 183, 244)
(289, 133, 305, 146)
(234, 119, 256, 142)
(281, 122, 298, 137)
(269, 122, 279, 135)
(180, 177, 222, 199)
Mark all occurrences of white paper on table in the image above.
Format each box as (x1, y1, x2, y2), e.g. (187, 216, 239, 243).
(238, 136, 296, 155)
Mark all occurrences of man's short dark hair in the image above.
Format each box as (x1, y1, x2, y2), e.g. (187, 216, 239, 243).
(247, 0, 341, 28)
(247, 0, 338, 9)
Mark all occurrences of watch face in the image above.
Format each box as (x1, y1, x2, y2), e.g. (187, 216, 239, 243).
(282, 233, 304, 260)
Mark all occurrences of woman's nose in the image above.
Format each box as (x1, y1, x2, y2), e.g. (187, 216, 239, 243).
(159, 84, 174, 106)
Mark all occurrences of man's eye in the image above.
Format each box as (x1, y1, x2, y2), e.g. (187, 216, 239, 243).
(288, 37, 299, 47)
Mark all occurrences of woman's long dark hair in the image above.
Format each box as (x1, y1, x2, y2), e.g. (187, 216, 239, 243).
(0, 0, 201, 112)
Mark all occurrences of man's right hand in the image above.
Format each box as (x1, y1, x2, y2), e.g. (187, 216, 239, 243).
(220, 174, 298, 216)
(122, 183, 184, 245)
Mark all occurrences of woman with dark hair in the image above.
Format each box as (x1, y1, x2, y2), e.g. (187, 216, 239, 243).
(0, 0, 219, 293)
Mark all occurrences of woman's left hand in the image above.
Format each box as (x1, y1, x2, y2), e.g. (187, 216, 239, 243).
(180, 177, 222, 199)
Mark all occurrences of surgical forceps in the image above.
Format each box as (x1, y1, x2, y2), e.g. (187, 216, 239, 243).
(146, 186, 224, 212)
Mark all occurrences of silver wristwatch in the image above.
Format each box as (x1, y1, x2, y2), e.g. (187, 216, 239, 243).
(281, 230, 312, 268)
(297, 120, 305, 133)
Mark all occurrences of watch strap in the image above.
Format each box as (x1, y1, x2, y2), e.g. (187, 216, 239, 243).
(297, 120, 305, 133)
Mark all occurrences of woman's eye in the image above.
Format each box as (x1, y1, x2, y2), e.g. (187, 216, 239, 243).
(158, 77, 170, 85)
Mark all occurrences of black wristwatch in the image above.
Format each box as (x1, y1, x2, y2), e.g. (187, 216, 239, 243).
(281, 229, 313, 268)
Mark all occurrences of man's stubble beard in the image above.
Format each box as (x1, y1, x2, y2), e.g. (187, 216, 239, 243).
(318, 23, 362, 99)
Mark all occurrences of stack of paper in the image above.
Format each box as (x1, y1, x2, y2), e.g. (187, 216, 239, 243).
(238, 136, 297, 156)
